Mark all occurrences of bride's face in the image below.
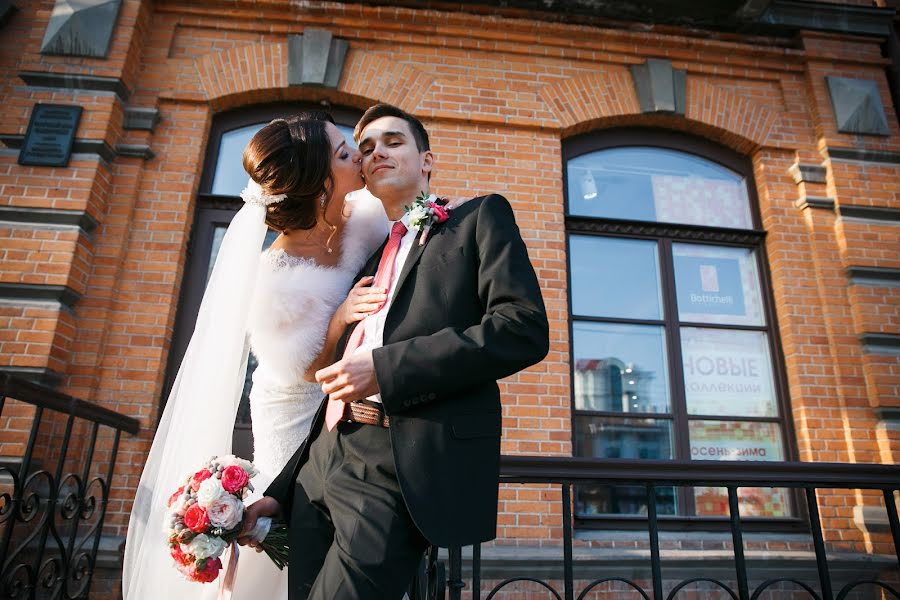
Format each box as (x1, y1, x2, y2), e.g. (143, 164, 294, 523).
(325, 122, 363, 215)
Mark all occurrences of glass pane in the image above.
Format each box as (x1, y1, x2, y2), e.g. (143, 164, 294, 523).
(575, 415, 674, 460)
(569, 235, 662, 320)
(208, 226, 279, 424)
(211, 123, 356, 196)
(673, 244, 765, 326)
(574, 415, 676, 517)
(690, 420, 791, 517)
(567, 147, 752, 229)
(681, 328, 777, 417)
(573, 322, 670, 413)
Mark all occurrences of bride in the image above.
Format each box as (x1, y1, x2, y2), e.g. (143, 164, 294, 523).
(123, 113, 406, 598)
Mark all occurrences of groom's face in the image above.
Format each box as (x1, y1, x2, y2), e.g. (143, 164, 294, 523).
(358, 116, 433, 202)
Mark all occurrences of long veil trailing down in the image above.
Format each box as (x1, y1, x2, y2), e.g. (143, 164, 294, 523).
(123, 184, 271, 598)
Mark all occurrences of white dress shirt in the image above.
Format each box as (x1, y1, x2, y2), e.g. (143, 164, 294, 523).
(352, 204, 423, 403)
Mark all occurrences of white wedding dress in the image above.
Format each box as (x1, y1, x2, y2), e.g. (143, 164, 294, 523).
(224, 190, 389, 598)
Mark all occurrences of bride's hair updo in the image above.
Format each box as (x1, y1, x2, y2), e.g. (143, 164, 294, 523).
(242, 112, 336, 232)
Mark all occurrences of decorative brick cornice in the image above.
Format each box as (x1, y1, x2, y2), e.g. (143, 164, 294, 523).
(788, 162, 827, 185)
(0, 134, 152, 163)
(18, 71, 130, 102)
(123, 107, 161, 131)
(0, 206, 98, 235)
(0, 366, 63, 388)
(828, 147, 900, 165)
(793, 196, 834, 211)
(0, 283, 81, 308)
(861, 333, 900, 356)
(839, 204, 900, 223)
(341, 53, 435, 113)
(847, 266, 900, 288)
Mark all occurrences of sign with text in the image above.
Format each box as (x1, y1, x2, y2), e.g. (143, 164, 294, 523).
(681, 328, 777, 417)
(19, 104, 82, 167)
(674, 255, 745, 317)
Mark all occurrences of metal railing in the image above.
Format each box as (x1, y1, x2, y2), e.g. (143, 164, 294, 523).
(442, 456, 900, 600)
(0, 373, 140, 599)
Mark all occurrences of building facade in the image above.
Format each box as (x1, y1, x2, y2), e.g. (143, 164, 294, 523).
(1, 0, 898, 597)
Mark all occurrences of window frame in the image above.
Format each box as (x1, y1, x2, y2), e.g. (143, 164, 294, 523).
(563, 128, 801, 532)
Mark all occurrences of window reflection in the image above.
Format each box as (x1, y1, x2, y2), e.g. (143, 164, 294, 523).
(570, 236, 662, 320)
(211, 122, 356, 196)
(573, 322, 669, 413)
(567, 147, 752, 229)
(574, 416, 675, 517)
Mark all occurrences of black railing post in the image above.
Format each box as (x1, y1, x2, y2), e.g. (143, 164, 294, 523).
(562, 485, 574, 600)
(806, 487, 834, 600)
(83, 429, 122, 597)
(727, 486, 750, 600)
(472, 544, 480, 600)
(448, 545, 464, 600)
(883, 489, 900, 572)
(646, 484, 663, 600)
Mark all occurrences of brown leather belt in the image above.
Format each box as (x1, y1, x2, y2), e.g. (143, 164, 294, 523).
(343, 401, 390, 428)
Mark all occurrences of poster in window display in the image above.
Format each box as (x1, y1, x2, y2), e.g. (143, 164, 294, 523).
(673, 244, 764, 327)
(651, 174, 752, 229)
(681, 328, 777, 417)
(690, 420, 789, 518)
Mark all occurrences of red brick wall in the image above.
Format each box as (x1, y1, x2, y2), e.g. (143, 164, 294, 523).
(1, 0, 898, 591)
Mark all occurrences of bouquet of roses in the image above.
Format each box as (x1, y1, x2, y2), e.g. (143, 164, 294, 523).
(163, 454, 288, 583)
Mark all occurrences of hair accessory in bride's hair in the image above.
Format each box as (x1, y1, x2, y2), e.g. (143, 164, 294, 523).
(241, 179, 287, 208)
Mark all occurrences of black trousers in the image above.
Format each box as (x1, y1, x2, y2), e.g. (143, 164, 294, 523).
(288, 420, 428, 599)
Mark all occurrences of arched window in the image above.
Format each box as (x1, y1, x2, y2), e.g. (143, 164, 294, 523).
(164, 103, 361, 457)
(565, 130, 794, 525)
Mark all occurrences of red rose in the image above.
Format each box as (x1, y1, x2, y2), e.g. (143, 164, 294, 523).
(183, 504, 209, 533)
(220, 465, 249, 493)
(169, 544, 192, 566)
(167, 485, 185, 507)
(190, 469, 212, 491)
(430, 202, 449, 223)
(193, 557, 222, 583)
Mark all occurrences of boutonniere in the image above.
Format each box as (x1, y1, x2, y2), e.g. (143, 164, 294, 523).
(405, 191, 449, 246)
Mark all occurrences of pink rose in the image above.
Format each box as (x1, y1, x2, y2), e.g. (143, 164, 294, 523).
(184, 504, 209, 533)
(220, 465, 249, 493)
(190, 469, 212, 491)
(167, 485, 185, 508)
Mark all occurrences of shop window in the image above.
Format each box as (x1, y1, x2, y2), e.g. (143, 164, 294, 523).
(164, 104, 360, 457)
(565, 130, 794, 525)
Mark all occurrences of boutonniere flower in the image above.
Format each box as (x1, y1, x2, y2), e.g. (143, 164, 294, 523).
(405, 191, 449, 246)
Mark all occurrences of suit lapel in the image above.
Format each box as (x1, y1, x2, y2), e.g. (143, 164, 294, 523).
(393, 230, 427, 302)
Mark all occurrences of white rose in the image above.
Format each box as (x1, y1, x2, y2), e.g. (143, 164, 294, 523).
(206, 494, 243, 530)
(183, 534, 226, 560)
(196, 477, 226, 508)
(409, 206, 428, 225)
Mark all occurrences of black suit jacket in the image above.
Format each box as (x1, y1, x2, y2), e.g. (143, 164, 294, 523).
(265, 194, 549, 547)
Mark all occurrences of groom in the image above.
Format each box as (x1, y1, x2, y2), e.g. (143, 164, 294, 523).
(241, 103, 549, 598)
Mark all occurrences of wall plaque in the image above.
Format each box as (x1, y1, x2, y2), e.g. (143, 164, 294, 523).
(19, 104, 83, 167)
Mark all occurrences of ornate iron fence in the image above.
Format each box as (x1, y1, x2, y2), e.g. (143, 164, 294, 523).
(442, 456, 900, 600)
(0, 373, 139, 599)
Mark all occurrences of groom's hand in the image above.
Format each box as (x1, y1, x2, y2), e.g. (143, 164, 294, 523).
(315, 351, 380, 402)
(237, 496, 281, 551)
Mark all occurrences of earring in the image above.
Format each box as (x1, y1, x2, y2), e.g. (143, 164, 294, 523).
(320, 194, 327, 208)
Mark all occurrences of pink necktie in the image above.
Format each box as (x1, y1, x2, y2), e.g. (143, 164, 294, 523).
(324, 221, 408, 431)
